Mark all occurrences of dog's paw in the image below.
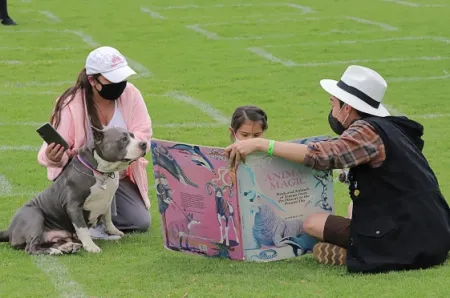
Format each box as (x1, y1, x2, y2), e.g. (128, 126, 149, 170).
(105, 227, 124, 237)
(84, 243, 102, 253)
(49, 248, 63, 255)
(58, 242, 82, 254)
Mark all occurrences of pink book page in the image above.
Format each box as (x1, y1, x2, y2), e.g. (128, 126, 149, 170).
(151, 139, 244, 260)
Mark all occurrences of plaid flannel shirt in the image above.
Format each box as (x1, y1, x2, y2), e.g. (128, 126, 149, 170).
(303, 120, 386, 171)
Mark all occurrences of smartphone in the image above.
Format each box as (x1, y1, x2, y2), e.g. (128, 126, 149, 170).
(36, 122, 69, 150)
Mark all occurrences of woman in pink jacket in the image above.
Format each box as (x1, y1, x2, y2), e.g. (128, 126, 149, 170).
(37, 46, 153, 240)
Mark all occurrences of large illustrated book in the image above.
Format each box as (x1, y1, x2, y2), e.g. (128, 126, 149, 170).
(151, 136, 335, 262)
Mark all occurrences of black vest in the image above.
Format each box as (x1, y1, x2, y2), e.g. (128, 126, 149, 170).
(346, 116, 450, 274)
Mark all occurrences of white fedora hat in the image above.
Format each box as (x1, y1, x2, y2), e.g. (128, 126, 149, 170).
(320, 65, 390, 117)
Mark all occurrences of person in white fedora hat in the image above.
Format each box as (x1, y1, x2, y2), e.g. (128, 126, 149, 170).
(224, 65, 450, 274)
(37, 46, 153, 240)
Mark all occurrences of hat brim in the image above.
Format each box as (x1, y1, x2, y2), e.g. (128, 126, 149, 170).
(102, 65, 137, 83)
(320, 79, 390, 117)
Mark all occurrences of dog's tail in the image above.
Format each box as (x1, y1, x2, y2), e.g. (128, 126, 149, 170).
(0, 230, 9, 242)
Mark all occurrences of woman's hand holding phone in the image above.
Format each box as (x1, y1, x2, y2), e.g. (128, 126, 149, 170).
(45, 143, 66, 163)
(45, 143, 78, 163)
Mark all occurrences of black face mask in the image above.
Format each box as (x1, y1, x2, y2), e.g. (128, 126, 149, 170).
(95, 80, 127, 101)
(328, 110, 346, 135)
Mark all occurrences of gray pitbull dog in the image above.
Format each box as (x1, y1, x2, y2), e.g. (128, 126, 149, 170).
(0, 126, 147, 255)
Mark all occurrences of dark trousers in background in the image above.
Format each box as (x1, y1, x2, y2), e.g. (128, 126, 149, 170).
(0, 0, 9, 19)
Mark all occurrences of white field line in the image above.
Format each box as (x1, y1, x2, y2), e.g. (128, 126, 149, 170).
(140, 7, 167, 19)
(0, 145, 41, 151)
(33, 257, 88, 298)
(3, 81, 73, 87)
(387, 72, 450, 82)
(197, 16, 365, 27)
(387, 109, 450, 120)
(285, 3, 314, 13)
(38, 10, 62, 23)
(382, 0, 447, 7)
(293, 56, 450, 67)
(189, 15, 395, 31)
(345, 16, 398, 31)
(0, 175, 13, 196)
(319, 29, 386, 35)
(385, 104, 408, 116)
(20, 0, 31, 2)
(248, 48, 450, 67)
(153, 3, 315, 13)
(175, 12, 307, 21)
(187, 15, 391, 39)
(0, 91, 60, 95)
(0, 60, 21, 65)
(185, 24, 220, 39)
(163, 92, 228, 124)
(0, 46, 87, 51)
(0, 191, 38, 198)
(262, 36, 450, 48)
(414, 113, 450, 119)
(5, 29, 153, 79)
(0, 121, 43, 126)
(0, 59, 78, 65)
(198, 17, 304, 27)
(248, 47, 297, 67)
(185, 24, 295, 40)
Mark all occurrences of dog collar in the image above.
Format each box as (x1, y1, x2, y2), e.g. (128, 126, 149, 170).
(76, 155, 110, 176)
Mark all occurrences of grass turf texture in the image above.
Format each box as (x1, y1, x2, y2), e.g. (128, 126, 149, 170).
(1, 0, 450, 297)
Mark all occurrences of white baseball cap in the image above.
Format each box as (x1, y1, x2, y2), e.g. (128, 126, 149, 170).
(85, 46, 136, 83)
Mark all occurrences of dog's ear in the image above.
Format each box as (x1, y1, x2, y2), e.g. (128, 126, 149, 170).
(91, 126, 104, 143)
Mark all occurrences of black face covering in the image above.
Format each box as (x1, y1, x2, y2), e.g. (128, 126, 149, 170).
(328, 110, 346, 135)
(95, 80, 127, 101)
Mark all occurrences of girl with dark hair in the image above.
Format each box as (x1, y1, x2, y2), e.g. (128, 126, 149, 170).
(37, 46, 152, 240)
(229, 105, 268, 142)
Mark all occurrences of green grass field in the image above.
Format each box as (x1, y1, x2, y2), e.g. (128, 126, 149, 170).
(1, 0, 450, 297)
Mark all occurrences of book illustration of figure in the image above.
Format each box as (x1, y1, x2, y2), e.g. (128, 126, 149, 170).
(243, 190, 285, 212)
(155, 171, 173, 247)
(206, 148, 228, 161)
(246, 154, 273, 169)
(151, 142, 199, 188)
(243, 191, 317, 256)
(248, 249, 278, 261)
(311, 170, 333, 212)
(209, 241, 235, 259)
(155, 171, 173, 215)
(167, 213, 201, 250)
(205, 181, 240, 247)
(167, 143, 216, 175)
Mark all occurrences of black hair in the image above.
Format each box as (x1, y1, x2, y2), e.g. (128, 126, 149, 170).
(230, 106, 268, 136)
(338, 99, 372, 119)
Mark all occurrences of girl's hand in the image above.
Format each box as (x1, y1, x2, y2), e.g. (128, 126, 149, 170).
(224, 138, 266, 168)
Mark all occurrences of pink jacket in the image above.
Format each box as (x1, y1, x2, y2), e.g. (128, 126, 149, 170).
(37, 82, 153, 209)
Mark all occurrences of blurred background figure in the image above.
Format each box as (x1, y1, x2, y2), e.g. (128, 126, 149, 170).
(1, 0, 17, 25)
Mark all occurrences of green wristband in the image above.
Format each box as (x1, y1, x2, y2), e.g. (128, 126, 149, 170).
(267, 140, 275, 156)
